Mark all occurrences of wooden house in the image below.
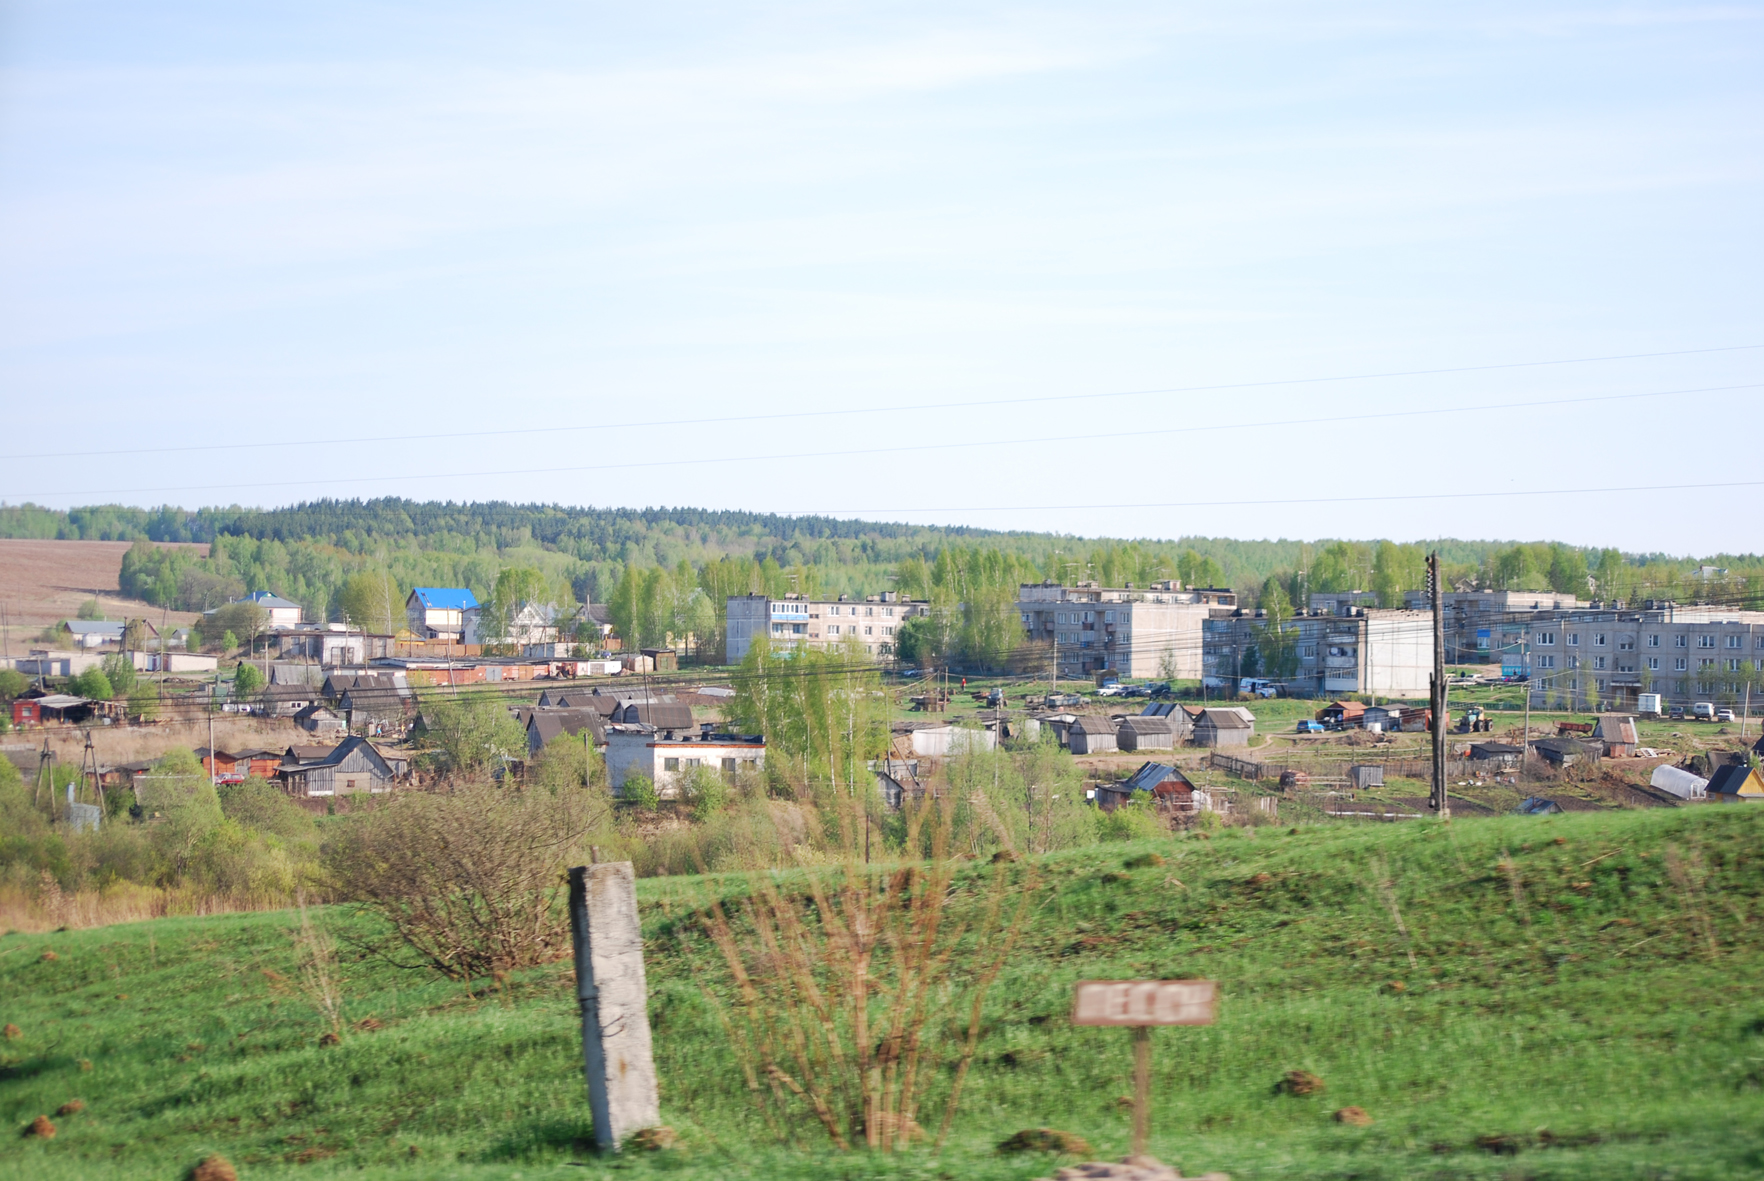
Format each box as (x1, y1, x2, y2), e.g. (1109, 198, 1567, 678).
(276, 736, 399, 798)
(1068, 716, 1119, 754)
(1707, 763, 1764, 802)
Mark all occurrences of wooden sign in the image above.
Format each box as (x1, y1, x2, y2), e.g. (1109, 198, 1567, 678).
(1072, 979, 1216, 1027)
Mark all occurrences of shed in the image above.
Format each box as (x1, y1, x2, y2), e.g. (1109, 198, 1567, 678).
(909, 725, 995, 757)
(1117, 715, 1176, 751)
(1592, 714, 1639, 758)
(293, 703, 348, 737)
(258, 683, 316, 718)
(1650, 764, 1708, 801)
(1068, 716, 1119, 755)
(1531, 737, 1601, 768)
(1316, 700, 1366, 728)
(1468, 742, 1523, 768)
(1347, 763, 1384, 789)
(1706, 763, 1764, 802)
(1192, 708, 1252, 749)
(640, 648, 679, 672)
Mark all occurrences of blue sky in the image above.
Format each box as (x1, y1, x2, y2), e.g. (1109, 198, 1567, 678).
(1, 1, 1759, 553)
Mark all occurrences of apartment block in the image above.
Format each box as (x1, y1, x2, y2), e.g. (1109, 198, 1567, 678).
(1400, 589, 1587, 664)
(725, 592, 929, 663)
(1203, 607, 1432, 698)
(1016, 581, 1238, 680)
(1518, 604, 1764, 710)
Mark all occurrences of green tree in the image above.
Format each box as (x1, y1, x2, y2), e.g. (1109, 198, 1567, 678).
(234, 661, 265, 698)
(100, 652, 138, 694)
(69, 667, 115, 700)
(127, 685, 161, 722)
(1370, 541, 1424, 608)
(0, 669, 29, 701)
(77, 598, 104, 621)
(418, 691, 527, 775)
(338, 569, 404, 634)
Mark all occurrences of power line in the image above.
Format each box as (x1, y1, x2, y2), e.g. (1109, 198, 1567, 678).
(4, 344, 1759, 465)
(6, 380, 1759, 502)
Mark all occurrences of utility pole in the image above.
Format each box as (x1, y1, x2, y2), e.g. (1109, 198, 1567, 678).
(1428, 551, 1449, 820)
(209, 666, 218, 786)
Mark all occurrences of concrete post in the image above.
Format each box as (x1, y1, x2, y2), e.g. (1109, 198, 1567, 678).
(568, 863, 659, 1151)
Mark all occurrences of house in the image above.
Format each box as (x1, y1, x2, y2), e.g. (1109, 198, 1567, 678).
(1592, 714, 1640, 758)
(1650, 764, 1708, 801)
(1067, 716, 1119, 755)
(1112, 761, 1207, 813)
(258, 683, 317, 718)
(338, 674, 414, 735)
(1706, 763, 1764, 802)
(293, 703, 348, 737)
(238, 592, 304, 629)
(63, 621, 125, 649)
(270, 627, 393, 665)
(276, 736, 400, 797)
(603, 726, 765, 798)
(1513, 796, 1565, 815)
(1192, 708, 1253, 749)
(1316, 701, 1366, 729)
(1116, 715, 1176, 752)
(406, 587, 480, 643)
(526, 708, 608, 757)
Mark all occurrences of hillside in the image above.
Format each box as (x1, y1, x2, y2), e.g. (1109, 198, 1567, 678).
(4, 806, 1762, 1180)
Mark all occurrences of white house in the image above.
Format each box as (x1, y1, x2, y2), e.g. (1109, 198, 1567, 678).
(406, 587, 479, 642)
(604, 725, 765, 798)
(240, 592, 304, 629)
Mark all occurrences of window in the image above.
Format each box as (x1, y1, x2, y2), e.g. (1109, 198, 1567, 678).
(828, 625, 840, 635)
(1568, 656, 1579, 669)
(1699, 635, 1716, 648)
(1537, 655, 1556, 669)
(1021, 614, 1032, 625)
(1594, 633, 1607, 646)
(864, 626, 873, 636)
(1567, 633, 1579, 646)
(865, 607, 874, 616)
(1568, 678, 1579, 690)
(1646, 657, 1659, 670)
(1618, 638, 1634, 651)
(1700, 658, 1715, 669)
(1675, 657, 1687, 671)
(663, 757, 680, 772)
(1596, 678, 1607, 692)
(1726, 635, 1742, 649)
(722, 758, 737, 774)
(1536, 632, 1556, 646)
(1104, 610, 1116, 623)
(1727, 658, 1742, 672)
(1647, 634, 1660, 647)
(885, 608, 895, 618)
(1083, 611, 1095, 623)
(1593, 656, 1606, 670)
(884, 627, 894, 636)
(1675, 635, 1688, 647)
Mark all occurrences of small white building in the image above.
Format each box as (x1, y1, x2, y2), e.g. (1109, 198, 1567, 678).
(604, 725, 766, 799)
(406, 588, 479, 642)
(64, 621, 125, 649)
(240, 592, 305, 629)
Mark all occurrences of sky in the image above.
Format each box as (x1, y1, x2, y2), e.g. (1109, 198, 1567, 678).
(1, 1, 1760, 555)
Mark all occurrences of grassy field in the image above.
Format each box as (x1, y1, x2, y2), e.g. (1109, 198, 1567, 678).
(4, 806, 1763, 1181)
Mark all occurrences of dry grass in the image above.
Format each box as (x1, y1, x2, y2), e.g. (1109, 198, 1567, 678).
(25, 715, 304, 770)
(690, 792, 1038, 1153)
(0, 880, 297, 934)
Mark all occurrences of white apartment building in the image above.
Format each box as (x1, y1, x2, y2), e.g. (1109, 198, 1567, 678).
(1016, 581, 1238, 680)
(1519, 604, 1764, 710)
(1203, 607, 1432, 699)
(725, 592, 929, 663)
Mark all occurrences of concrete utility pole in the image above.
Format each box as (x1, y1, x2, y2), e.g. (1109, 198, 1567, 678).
(567, 863, 660, 1151)
(1428, 552, 1450, 819)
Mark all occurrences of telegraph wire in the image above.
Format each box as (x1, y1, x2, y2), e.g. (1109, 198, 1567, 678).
(5, 344, 1757, 465)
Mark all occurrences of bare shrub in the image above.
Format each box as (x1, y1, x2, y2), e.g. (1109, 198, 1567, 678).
(326, 778, 594, 982)
(689, 793, 1037, 1152)
(294, 893, 346, 1039)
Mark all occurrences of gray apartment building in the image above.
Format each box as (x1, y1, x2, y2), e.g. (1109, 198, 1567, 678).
(1203, 606, 1432, 698)
(1518, 604, 1764, 711)
(1015, 580, 1238, 680)
(725, 592, 929, 663)
(1400, 589, 1587, 665)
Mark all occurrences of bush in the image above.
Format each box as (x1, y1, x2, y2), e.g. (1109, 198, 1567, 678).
(325, 778, 594, 981)
(0, 669, 29, 701)
(100, 653, 137, 695)
(76, 598, 103, 621)
(126, 686, 160, 722)
(68, 668, 114, 701)
(233, 662, 265, 697)
(622, 773, 660, 811)
(1098, 799, 1168, 842)
(679, 764, 731, 821)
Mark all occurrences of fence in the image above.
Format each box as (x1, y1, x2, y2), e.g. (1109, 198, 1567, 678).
(1209, 751, 1480, 783)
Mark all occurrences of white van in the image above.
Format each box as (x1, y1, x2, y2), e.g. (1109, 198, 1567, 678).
(1636, 693, 1663, 717)
(1692, 702, 1717, 721)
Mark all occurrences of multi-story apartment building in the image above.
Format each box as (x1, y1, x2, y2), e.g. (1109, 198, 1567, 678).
(725, 592, 929, 662)
(1016, 581, 1237, 680)
(1516, 604, 1764, 710)
(1203, 606, 1432, 698)
(1400, 589, 1587, 664)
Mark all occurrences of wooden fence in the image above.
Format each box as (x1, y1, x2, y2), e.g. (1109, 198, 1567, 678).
(1209, 752, 1480, 782)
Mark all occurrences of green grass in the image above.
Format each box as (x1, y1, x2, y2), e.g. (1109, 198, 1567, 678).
(5, 807, 1764, 1180)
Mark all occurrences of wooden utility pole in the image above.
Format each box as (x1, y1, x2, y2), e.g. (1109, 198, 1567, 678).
(1428, 552, 1450, 819)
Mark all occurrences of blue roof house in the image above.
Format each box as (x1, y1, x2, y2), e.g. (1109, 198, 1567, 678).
(406, 587, 481, 642)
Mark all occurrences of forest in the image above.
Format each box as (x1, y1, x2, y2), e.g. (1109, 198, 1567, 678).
(5, 499, 1760, 666)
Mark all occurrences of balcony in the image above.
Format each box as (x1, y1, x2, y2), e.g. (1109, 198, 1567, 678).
(1323, 656, 1357, 669)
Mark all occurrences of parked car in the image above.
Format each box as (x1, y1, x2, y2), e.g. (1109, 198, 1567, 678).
(1295, 720, 1325, 734)
(1692, 702, 1717, 721)
(1669, 705, 1686, 720)
(1144, 682, 1171, 696)
(1716, 708, 1736, 723)
(1098, 684, 1128, 698)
